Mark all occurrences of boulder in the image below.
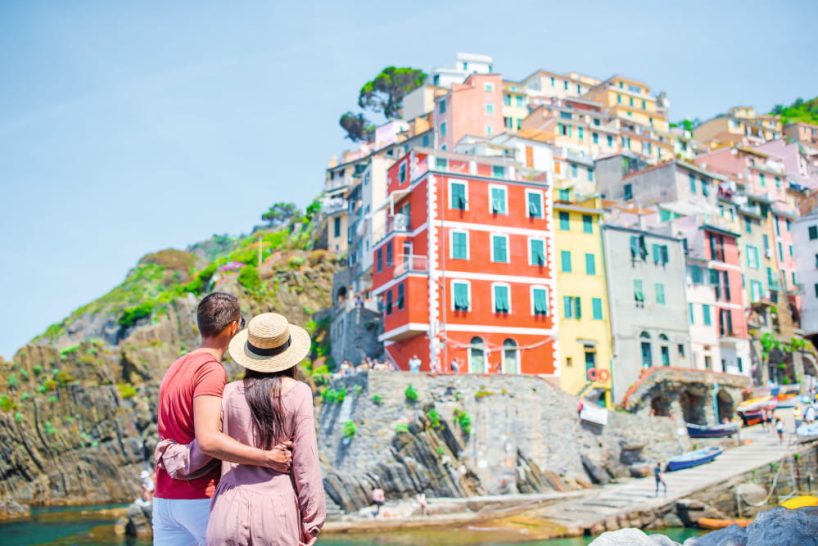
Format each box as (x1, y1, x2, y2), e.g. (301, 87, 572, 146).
(629, 463, 653, 478)
(735, 482, 766, 505)
(745, 507, 818, 546)
(589, 528, 680, 546)
(675, 498, 727, 527)
(689, 524, 747, 546)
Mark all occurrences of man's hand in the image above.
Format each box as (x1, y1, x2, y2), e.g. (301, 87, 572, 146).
(266, 440, 293, 473)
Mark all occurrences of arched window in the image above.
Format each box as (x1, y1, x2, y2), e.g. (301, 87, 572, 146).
(640, 331, 652, 367)
(658, 334, 670, 366)
(502, 338, 519, 374)
(469, 337, 485, 374)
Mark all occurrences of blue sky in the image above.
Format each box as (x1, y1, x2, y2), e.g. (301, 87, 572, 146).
(1, 0, 817, 358)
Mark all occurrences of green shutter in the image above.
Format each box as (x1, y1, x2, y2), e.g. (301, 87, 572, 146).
(451, 183, 466, 209)
(453, 232, 468, 259)
(585, 253, 596, 275)
(561, 250, 572, 272)
(655, 283, 665, 304)
(491, 187, 506, 213)
(592, 297, 603, 320)
(703, 304, 712, 326)
(492, 235, 508, 262)
(634, 279, 644, 302)
(583, 215, 593, 233)
(563, 296, 573, 318)
(528, 192, 542, 217)
(559, 211, 570, 230)
(573, 297, 582, 319)
(533, 289, 548, 315)
(454, 283, 469, 310)
(531, 239, 545, 266)
(494, 285, 510, 313)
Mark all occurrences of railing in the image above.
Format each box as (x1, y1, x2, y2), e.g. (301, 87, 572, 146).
(322, 197, 347, 214)
(394, 254, 428, 276)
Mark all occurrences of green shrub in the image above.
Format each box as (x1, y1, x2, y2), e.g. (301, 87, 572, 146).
(20, 392, 31, 401)
(453, 409, 472, 436)
(118, 302, 154, 328)
(14, 412, 23, 423)
(288, 255, 306, 269)
(321, 388, 347, 404)
(395, 423, 410, 434)
(33, 365, 43, 376)
(404, 384, 419, 403)
(43, 379, 58, 392)
(0, 395, 15, 412)
(436, 446, 445, 456)
(237, 265, 263, 293)
(352, 384, 363, 396)
(20, 370, 29, 381)
(56, 370, 76, 385)
(59, 345, 80, 359)
(342, 420, 357, 439)
(7, 374, 19, 389)
(426, 409, 442, 429)
(36, 385, 47, 394)
(371, 394, 383, 406)
(47, 395, 58, 404)
(44, 421, 57, 436)
(117, 383, 138, 400)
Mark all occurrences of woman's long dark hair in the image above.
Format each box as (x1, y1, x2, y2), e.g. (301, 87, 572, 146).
(243, 367, 296, 450)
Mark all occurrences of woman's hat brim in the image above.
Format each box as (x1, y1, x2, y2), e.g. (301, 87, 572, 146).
(228, 324, 311, 373)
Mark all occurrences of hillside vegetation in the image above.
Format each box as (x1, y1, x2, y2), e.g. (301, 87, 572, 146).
(772, 96, 818, 126)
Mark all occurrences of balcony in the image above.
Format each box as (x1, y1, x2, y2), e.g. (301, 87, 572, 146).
(394, 254, 428, 276)
(322, 196, 347, 215)
(374, 214, 411, 245)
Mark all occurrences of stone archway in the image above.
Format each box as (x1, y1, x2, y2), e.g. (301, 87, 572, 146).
(716, 388, 735, 422)
(651, 394, 672, 417)
(335, 286, 348, 305)
(679, 389, 707, 425)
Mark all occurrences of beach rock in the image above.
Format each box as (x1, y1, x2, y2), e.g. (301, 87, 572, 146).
(588, 528, 680, 545)
(662, 512, 683, 528)
(675, 498, 726, 527)
(735, 483, 766, 505)
(689, 524, 747, 546)
(745, 506, 818, 546)
(629, 462, 653, 478)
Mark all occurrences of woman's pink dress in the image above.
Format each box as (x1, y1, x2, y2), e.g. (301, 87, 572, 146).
(206, 380, 326, 546)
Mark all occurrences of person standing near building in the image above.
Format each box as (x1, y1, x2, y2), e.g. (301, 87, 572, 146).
(775, 417, 785, 445)
(409, 354, 421, 373)
(654, 462, 667, 497)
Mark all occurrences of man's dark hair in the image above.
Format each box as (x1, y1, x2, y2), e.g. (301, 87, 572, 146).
(197, 292, 240, 338)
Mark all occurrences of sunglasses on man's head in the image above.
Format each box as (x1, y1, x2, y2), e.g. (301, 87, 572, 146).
(236, 316, 246, 328)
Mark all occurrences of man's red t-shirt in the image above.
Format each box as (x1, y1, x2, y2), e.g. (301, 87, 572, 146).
(154, 351, 226, 499)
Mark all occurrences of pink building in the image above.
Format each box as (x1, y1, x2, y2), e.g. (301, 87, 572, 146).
(434, 73, 504, 151)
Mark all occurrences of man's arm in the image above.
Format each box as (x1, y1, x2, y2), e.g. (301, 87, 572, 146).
(193, 395, 292, 471)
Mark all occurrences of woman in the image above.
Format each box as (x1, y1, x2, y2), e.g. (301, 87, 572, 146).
(207, 312, 325, 546)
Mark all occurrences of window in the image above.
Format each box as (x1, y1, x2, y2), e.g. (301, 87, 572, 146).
(634, 279, 645, 306)
(750, 280, 764, 302)
(435, 157, 448, 169)
(451, 231, 469, 260)
(486, 124, 493, 136)
(449, 181, 468, 210)
(624, 184, 633, 200)
(789, 245, 794, 257)
(660, 344, 670, 366)
(503, 339, 519, 374)
(385, 290, 393, 315)
(491, 234, 509, 263)
(492, 284, 511, 313)
(746, 245, 760, 269)
(690, 265, 704, 284)
(439, 99, 446, 114)
(530, 286, 548, 316)
(398, 162, 407, 183)
(452, 281, 470, 311)
(652, 244, 669, 265)
(560, 250, 572, 272)
(440, 122, 447, 137)
(571, 163, 578, 178)
(744, 217, 753, 234)
(484, 82, 494, 92)
(582, 215, 593, 233)
(592, 297, 603, 320)
(640, 332, 652, 367)
(559, 211, 570, 230)
(485, 103, 494, 115)
(678, 344, 686, 357)
(778, 241, 784, 261)
(607, 135, 614, 147)
(815, 283, 818, 298)
(515, 95, 523, 107)
(527, 191, 543, 218)
(617, 93, 622, 104)
(563, 296, 582, 319)
(689, 303, 695, 323)
(578, 126, 584, 140)
(529, 238, 546, 266)
(492, 165, 505, 178)
(760, 173, 766, 187)
(701, 177, 710, 197)
(703, 304, 712, 326)
(592, 132, 599, 144)
(503, 95, 511, 106)
(558, 188, 571, 201)
(489, 185, 507, 214)
(584, 351, 596, 376)
(629, 96, 634, 107)
(587, 167, 594, 182)
(385, 241, 393, 266)
(689, 174, 696, 194)
(585, 253, 596, 275)
(655, 283, 666, 305)
(333, 217, 341, 238)
(469, 337, 485, 373)
(630, 235, 647, 261)
(397, 283, 405, 310)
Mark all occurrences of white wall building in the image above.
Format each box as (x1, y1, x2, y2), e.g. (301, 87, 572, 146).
(794, 211, 818, 336)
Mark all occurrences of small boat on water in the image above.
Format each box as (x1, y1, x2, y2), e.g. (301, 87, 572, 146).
(666, 446, 724, 472)
(796, 423, 818, 443)
(686, 422, 739, 438)
(697, 517, 752, 530)
(780, 496, 818, 509)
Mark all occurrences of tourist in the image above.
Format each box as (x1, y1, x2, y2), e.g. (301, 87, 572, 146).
(775, 417, 785, 445)
(794, 405, 803, 429)
(806, 404, 816, 424)
(430, 358, 441, 374)
(654, 462, 667, 497)
(153, 294, 293, 546)
(372, 486, 385, 517)
(450, 358, 460, 374)
(409, 354, 421, 373)
(206, 312, 326, 545)
(415, 492, 429, 516)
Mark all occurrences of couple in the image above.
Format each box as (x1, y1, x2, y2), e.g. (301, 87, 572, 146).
(153, 292, 325, 545)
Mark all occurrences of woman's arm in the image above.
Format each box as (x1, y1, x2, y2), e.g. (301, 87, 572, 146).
(291, 385, 326, 544)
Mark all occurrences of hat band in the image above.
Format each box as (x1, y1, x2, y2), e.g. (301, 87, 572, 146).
(247, 336, 291, 357)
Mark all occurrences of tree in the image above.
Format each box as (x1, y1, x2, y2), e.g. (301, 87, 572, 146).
(339, 112, 375, 142)
(261, 202, 298, 229)
(357, 66, 427, 120)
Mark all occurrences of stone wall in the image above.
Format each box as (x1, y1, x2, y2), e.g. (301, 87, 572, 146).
(329, 307, 383, 366)
(317, 371, 690, 512)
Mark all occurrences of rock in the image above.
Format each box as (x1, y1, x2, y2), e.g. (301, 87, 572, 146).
(675, 498, 727, 527)
(662, 512, 683, 528)
(735, 483, 766, 505)
(630, 463, 653, 478)
(0, 500, 31, 521)
(589, 528, 680, 546)
(582, 454, 610, 485)
(745, 507, 818, 546)
(116, 501, 152, 537)
(690, 524, 747, 546)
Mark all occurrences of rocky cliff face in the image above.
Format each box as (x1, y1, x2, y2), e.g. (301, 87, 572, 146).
(0, 219, 340, 518)
(318, 372, 690, 513)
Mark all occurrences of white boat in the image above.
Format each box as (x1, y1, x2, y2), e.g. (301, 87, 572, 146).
(796, 423, 818, 443)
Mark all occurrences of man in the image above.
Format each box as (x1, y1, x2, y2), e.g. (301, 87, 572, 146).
(153, 292, 292, 545)
(654, 462, 667, 497)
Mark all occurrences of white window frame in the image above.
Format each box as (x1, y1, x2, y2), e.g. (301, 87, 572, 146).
(448, 179, 469, 211)
(528, 237, 546, 266)
(530, 285, 549, 316)
(491, 282, 512, 314)
(491, 233, 510, 263)
(449, 229, 470, 260)
(488, 184, 508, 215)
(451, 280, 472, 312)
(525, 189, 544, 219)
(501, 340, 520, 375)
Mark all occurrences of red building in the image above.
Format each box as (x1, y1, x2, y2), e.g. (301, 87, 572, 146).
(371, 148, 557, 375)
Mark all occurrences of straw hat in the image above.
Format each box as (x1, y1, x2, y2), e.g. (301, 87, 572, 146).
(228, 313, 310, 373)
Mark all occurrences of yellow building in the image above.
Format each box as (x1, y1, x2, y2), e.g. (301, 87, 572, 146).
(552, 197, 613, 406)
(694, 106, 783, 150)
(501, 80, 529, 132)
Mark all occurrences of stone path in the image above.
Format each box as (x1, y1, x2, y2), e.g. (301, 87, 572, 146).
(539, 425, 796, 532)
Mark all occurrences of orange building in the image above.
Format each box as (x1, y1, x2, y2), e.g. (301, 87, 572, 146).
(371, 148, 557, 375)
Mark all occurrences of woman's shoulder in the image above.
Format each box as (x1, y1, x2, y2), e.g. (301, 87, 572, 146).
(282, 378, 311, 396)
(223, 380, 244, 397)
